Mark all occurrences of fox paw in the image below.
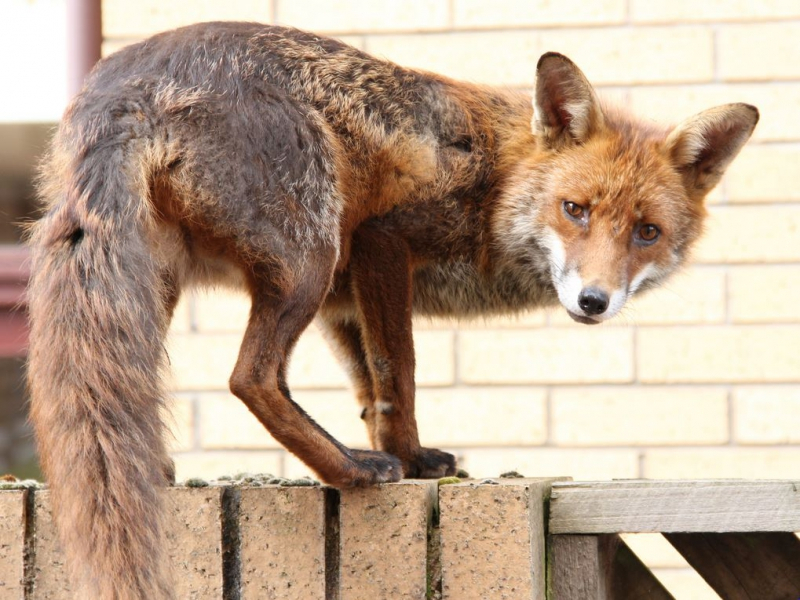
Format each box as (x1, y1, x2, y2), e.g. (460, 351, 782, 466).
(340, 449, 404, 487)
(403, 447, 457, 479)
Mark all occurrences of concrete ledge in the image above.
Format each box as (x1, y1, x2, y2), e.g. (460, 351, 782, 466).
(2, 478, 562, 599)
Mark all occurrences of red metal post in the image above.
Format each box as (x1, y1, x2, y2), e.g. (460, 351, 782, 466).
(66, 0, 102, 99)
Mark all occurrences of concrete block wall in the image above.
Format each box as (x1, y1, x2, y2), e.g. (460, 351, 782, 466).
(0, 479, 557, 599)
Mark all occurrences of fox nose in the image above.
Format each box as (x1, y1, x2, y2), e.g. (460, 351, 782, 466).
(578, 287, 609, 316)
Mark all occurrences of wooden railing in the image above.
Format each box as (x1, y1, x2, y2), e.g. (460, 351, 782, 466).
(1, 477, 798, 598)
(548, 480, 800, 600)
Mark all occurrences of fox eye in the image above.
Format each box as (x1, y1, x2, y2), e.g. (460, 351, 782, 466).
(636, 224, 661, 244)
(563, 201, 586, 220)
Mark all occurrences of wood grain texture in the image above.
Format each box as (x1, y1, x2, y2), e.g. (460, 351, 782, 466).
(548, 534, 674, 600)
(665, 532, 800, 600)
(550, 480, 800, 533)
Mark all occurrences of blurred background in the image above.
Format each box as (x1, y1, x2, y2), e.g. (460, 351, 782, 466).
(0, 2, 798, 593)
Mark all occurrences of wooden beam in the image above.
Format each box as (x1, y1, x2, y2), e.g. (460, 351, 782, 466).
(550, 480, 800, 534)
(665, 532, 800, 600)
(548, 534, 674, 600)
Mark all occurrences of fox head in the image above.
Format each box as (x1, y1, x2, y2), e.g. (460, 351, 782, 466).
(496, 52, 758, 325)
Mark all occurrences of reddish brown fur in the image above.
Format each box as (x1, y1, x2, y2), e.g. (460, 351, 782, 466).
(26, 24, 757, 598)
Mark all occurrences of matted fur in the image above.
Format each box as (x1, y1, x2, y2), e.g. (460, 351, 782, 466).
(27, 24, 757, 598)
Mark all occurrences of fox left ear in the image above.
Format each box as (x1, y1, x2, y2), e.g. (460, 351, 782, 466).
(665, 103, 759, 195)
(533, 52, 605, 149)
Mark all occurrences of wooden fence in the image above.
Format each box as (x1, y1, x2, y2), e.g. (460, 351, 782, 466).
(549, 480, 800, 599)
(1, 477, 798, 598)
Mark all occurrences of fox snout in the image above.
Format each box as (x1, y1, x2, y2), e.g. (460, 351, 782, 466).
(578, 287, 609, 316)
(558, 273, 624, 325)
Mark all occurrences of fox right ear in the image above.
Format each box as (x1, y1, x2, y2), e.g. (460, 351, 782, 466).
(665, 103, 759, 195)
(533, 52, 605, 149)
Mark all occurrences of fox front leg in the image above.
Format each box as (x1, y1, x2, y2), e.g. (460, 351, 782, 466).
(349, 224, 456, 478)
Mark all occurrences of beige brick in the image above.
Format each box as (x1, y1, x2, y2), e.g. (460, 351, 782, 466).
(459, 328, 634, 384)
(166, 487, 224, 599)
(166, 395, 195, 452)
(294, 328, 455, 389)
(551, 387, 729, 445)
(287, 389, 370, 447)
(651, 568, 719, 600)
(725, 144, 800, 203)
(171, 319, 453, 392)
(168, 329, 349, 391)
(620, 533, 687, 569)
(454, 310, 547, 329)
(413, 330, 456, 385)
(549, 266, 726, 326)
(104, 33, 365, 58)
(167, 333, 240, 391)
(103, 0, 273, 38)
(198, 390, 370, 449)
(453, 0, 626, 28)
(339, 482, 435, 600)
(733, 386, 800, 444)
(277, 0, 449, 33)
(460, 448, 639, 480)
(366, 27, 713, 87)
(31, 491, 70, 600)
(440, 479, 557, 600)
(638, 325, 800, 383)
(729, 265, 800, 323)
(0, 491, 26, 597)
(169, 294, 192, 334)
(644, 448, 800, 479)
(239, 486, 327, 599)
(631, 0, 800, 22)
(171, 450, 283, 481)
(629, 84, 800, 143)
(102, 39, 135, 57)
(413, 316, 459, 330)
(718, 22, 800, 81)
(283, 452, 317, 479)
(194, 289, 249, 333)
(417, 387, 547, 447)
(693, 205, 800, 263)
(199, 392, 276, 449)
(289, 328, 352, 389)
(626, 267, 726, 325)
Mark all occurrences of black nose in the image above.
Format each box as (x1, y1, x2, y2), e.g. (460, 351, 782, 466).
(578, 287, 609, 316)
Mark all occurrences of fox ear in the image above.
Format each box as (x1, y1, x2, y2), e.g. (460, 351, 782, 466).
(665, 103, 759, 195)
(533, 52, 605, 149)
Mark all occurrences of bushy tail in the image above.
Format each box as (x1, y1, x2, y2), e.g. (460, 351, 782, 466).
(27, 128, 174, 598)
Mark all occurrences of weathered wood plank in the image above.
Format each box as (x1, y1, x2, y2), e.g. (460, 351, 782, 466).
(665, 532, 800, 600)
(548, 534, 674, 600)
(550, 480, 800, 533)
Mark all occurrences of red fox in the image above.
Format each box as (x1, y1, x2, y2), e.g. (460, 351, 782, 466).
(27, 22, 757, 598)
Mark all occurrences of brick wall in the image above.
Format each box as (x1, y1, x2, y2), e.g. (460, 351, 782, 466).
(99, 2, 800, 489)
(1, 479, 559, 599)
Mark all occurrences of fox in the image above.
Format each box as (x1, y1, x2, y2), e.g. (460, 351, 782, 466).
(26, 22, 757, 599)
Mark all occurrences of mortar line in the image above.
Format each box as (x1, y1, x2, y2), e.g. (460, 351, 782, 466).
(324, 488, 341, 600)
(221, 486, 242, 600)
(23, 488, 36, 600)
(727, 386, 736, 446)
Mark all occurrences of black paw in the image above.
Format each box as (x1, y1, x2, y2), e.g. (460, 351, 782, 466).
(403, 447, 457, 479)
(343, 449, 404, 486)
